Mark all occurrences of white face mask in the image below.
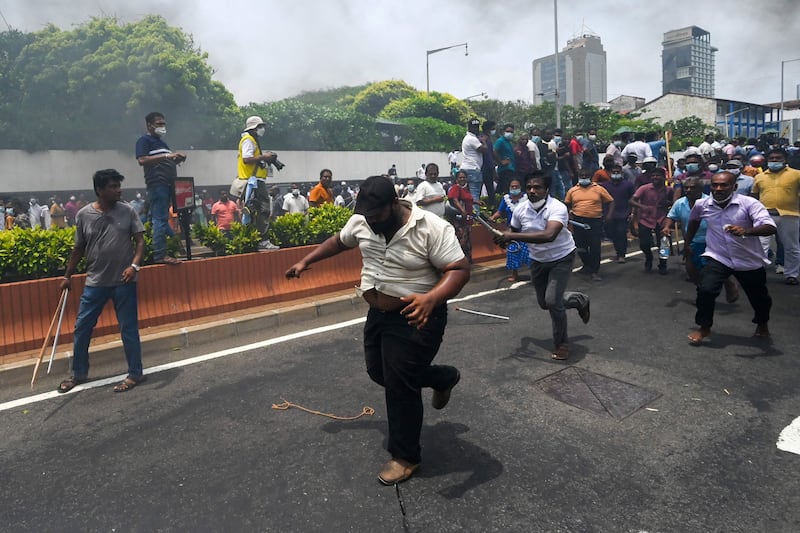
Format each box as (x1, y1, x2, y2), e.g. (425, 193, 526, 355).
(588, 135, 597, 140)
(727, 168, 741, 176)
(256, 126, 266, 137)
(530, 198, 546, 210)
(713, 192, 734, 206)
(504, 132, 514, 140)
(154, 126, 167, 136)
(292, 189, 300, 197)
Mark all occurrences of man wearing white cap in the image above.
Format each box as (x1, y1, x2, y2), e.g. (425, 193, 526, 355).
(234, 115, 278, 249)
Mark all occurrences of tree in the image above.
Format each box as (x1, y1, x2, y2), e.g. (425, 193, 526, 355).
(380, 91, 474, 126)
(394, 117, 463, 152)
(350, 80, 417, 116)
(243, 99, 383, 151)
(0, 16, 239, 151)
(662, 116, 717, 149)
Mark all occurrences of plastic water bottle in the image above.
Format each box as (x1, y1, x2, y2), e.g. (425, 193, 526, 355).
(659, 236, 670, 260)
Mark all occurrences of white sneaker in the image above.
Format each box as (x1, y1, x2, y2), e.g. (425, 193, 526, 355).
(776, 265, 785, 274)
(258, 240, 279, 250)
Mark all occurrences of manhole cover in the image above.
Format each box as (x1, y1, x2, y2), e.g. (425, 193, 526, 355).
(535, 367, 660, 419)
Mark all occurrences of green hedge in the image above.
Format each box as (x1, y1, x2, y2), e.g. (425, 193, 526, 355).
(268, 204, 353, 247)
(1, 204, 356, 282)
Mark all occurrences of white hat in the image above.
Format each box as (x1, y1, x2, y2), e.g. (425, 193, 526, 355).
(244, 115, 265, 132)
(642, 156, 658, 164)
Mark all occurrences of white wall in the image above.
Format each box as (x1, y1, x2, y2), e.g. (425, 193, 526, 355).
(636, 94, 717, 127)
(0, 150, 448, 194)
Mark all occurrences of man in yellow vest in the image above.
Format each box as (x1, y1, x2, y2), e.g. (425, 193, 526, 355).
(233, 115, 279, 249)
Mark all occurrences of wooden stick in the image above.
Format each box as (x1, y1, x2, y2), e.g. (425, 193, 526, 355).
(455, 307, 510, 320)
(31, 288, 67, 389)
(665, 130, 673, 183)
(47, 287, 69, 374)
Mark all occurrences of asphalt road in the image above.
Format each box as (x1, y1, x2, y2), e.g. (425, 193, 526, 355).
(1, 254, 799, 533)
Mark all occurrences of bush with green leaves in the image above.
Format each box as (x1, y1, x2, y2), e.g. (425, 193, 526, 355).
(193, 223, 228, 256)
(141, 222, 182, 264)
(267, 213, 311, 248)
(224, 222, 261, 255)
(0, 226, 76, 281)
(267, 204, 353, 248)
(306, 204, 354, 243)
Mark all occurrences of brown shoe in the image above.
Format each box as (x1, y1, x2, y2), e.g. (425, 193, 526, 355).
(551, 344, 569, 361)
(378, 458, 419, 485)
(432, 370, 460, 410)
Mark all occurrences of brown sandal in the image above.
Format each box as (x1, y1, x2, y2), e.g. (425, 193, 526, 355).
(551, 345, 569, 361)
(57, 376, 87, 394)
(113, 375, 146, 393)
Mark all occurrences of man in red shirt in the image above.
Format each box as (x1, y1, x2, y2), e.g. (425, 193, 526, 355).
(211, 190, 240, 233)
(630, 167, 673, 273)
(309, 169, 334, 207)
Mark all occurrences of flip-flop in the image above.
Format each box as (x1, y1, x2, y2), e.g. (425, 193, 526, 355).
(113, 375, 147, 393)
(57, 376, 87, 394)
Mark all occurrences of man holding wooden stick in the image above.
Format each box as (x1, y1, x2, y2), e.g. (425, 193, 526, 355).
(57, 169, 146, 394)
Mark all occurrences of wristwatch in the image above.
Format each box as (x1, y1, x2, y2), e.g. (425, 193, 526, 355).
(130, 263, 140, 272)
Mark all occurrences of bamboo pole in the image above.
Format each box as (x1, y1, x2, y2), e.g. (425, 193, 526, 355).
(30, 288, 67, 389)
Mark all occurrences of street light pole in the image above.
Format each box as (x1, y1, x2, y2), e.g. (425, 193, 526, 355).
(426, 42, 468, 93)
(780, 57, 800, 123)
(553, 0, 561, 129)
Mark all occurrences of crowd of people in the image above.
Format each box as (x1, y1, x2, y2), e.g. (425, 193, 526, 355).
(31, 111, 798, 491)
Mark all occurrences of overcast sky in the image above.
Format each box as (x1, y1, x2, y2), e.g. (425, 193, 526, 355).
(5, 0, 800, 107)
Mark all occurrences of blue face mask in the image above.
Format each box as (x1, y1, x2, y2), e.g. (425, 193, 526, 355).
(768, 162, 785, 172)
(531, 136, 541, 143)
(553, 136, 562, 144)
(686, 163, 700, 173)
(509, 188, 522, 195)
(578, 178, 592, 186)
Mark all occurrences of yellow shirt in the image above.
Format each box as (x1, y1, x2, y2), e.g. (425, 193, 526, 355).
(564, 183, 614, 218)
(237, 133, 268, 179)
(752, 167, 800, 216)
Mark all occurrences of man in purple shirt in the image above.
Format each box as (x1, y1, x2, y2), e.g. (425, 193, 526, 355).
(684, 172, 777, 346)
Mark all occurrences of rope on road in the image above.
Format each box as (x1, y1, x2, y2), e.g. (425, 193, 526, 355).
(271, 399, 375, 420)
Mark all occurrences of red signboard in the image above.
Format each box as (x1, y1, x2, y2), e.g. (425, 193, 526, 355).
(173, 177, 195, 212)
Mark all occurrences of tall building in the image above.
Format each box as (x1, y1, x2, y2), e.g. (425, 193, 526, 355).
(662, 26, 717, 97)
(532, 34, 607, 107)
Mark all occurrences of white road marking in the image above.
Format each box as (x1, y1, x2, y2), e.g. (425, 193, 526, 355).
(1, 282, 530, 413)
(777, 416, 800, 456)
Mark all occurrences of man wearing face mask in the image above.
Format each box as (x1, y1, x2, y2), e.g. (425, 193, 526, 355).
(493, 123, 517, 196)
(282, 183, 309, 214)
(684, 172, 776, 346)
(601, 163, 636, 263)
(285, 175, 470, 486)
(211, 190, 240, 235)
(724, 160, 752, 196)
(581, 129, 600, 175)
(606, 134, 624, 166)
(493, 171, 590, 361)
(459, 118, 486, 207)
(752, 148, 800, 285)
(136, 111, 186, 265)
(664, 177, 737, 304)
(673, 153, 712, 202)
(478, 121, 497, 209)
(565, 169, 615, 281)
(630, 167, 673, 273)
(234, 116, 279, 250)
